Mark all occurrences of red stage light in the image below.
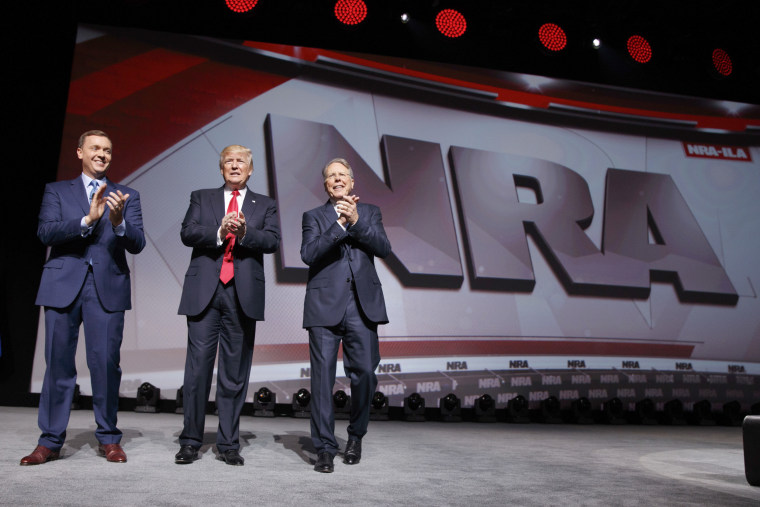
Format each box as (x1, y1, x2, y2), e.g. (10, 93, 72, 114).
(335, 0, 367, 26)
(436, 9, 467, 38)
(712, 48, 732, 77)
(627, 35, 652, 63)
(225, 0, 258, 14)
(538, 23, 567, 52)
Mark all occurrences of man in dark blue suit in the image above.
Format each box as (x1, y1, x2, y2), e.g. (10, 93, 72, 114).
(174, 144, 279, 466)
(301, 158, 391, 473)
(21, 130, 145, 465)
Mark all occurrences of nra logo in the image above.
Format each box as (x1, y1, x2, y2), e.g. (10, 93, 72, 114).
(728, 364, 746, 373)
(683, 143, 752, 161)
(510, 360, 529, 368)
(377, 363, 402, 373)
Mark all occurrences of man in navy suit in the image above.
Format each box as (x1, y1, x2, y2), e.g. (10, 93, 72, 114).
(301, 157, 391, 473)
(21, 130, 145, 465)
(174, 144, 279, 466)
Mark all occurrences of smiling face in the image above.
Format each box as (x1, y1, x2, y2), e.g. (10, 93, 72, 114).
(220, 149, 253, 190)
(77, 135, 112, 179)
(323, 161, 354, 201)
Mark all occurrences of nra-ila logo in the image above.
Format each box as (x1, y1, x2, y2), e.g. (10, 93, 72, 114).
(683, 142, 752, 161)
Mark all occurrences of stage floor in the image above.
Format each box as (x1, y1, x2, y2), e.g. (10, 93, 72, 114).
(2, 406, 759, 506)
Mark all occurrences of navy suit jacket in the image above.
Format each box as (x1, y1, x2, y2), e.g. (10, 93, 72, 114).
(301, 201, 391, 328)
(177, 186, 280, 320)
(36, 177, 145, 312)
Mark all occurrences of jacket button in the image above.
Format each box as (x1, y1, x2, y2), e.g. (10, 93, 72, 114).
(346, 278, 351, 283)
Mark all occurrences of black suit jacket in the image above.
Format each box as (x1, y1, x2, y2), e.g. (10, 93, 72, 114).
(177, 186, 280, 320)
(301, 201, 391, 328)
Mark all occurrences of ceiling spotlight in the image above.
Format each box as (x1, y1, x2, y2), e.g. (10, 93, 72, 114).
(712, 48, 733, 77)
(538, 23, 567, 52)
(592, 38, 601, 49)
(335, 0, 367, 26)
(400, 13, 409, 24)
(225, 0, 259, 14)
(627, 34, 652, 63)
(436, 9, 467, 38)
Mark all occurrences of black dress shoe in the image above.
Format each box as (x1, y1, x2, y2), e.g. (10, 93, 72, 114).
(314, 452, 334, 473)
(343, 439, 362, 465)
(217, 449, 244, 466)
(175, 445, 199, 464)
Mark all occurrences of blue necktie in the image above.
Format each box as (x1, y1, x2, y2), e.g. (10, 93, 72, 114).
(88, 180, 99, 204)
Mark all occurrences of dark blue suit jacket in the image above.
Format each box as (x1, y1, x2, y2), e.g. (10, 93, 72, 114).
(36, 177, 145, 311)
(301, 201, 391, 328)
(177, 186, 280, 320)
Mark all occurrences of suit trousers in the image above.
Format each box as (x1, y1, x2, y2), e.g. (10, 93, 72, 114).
(308, 285, 380, 455)
(180, 279, 256, 452)
(38, 269, 125, 450)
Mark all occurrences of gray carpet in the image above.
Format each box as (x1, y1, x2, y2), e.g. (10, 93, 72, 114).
(2, 406, 759, 506)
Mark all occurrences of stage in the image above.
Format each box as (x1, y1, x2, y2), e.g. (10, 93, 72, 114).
(1, 407, 759, 505)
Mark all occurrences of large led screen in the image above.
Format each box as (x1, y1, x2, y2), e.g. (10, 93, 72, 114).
(32, 24, 760, 411)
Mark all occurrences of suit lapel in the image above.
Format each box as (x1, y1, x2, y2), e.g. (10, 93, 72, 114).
(71, 177, 90, 216)
(320, 201, 336, 227)
(213, 186, 226, 225)
(240, 186, 257, 220)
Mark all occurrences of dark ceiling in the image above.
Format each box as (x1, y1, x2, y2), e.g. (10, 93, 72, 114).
(69, 0, 760, 105)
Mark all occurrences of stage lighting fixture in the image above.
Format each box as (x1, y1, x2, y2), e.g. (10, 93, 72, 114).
(721, 400, 743, 426)
(712, 48, 733, 77)
(404, 392, 426, 421)
(634, 398, 657, 425)
(333, 389, 352, 420)
(540, 395, 562, 424)
(592, 38, 601, 49)
(292, 388, 311, 418)
(538, 23, 567, 52)
(253, 386, 276, 417)
(627, 35, 652, 63)
(571, 397, 594, 424)
(439, 393, 461, 422)
(435, 9, 466, 38)
(370, 391, 389, 421)
(225, 0, 258, 14)
(400, 13, 409, 24)
(475, 394, 497, 422)
(602, 397, 626, 424)
(71, 384, 81, 410)
(335, 0, 367, 26)
(505, 394, 530, 423)
(175, 385, 184, 414)
(690, 399, 716, 426)
(663, 399, 687, 425)
(135, 382, 160, 413)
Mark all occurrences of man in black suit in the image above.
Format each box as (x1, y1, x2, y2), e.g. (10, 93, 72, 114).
(174, 144, 279, 466)
(301, 157, 391, 473)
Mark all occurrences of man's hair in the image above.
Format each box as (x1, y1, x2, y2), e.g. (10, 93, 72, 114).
(219, 145, 253, 169)
(78, 130, 111, 148)
(322, 158, 353, 179)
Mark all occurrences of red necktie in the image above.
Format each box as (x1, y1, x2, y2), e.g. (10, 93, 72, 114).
(219, 190, 239, 284)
